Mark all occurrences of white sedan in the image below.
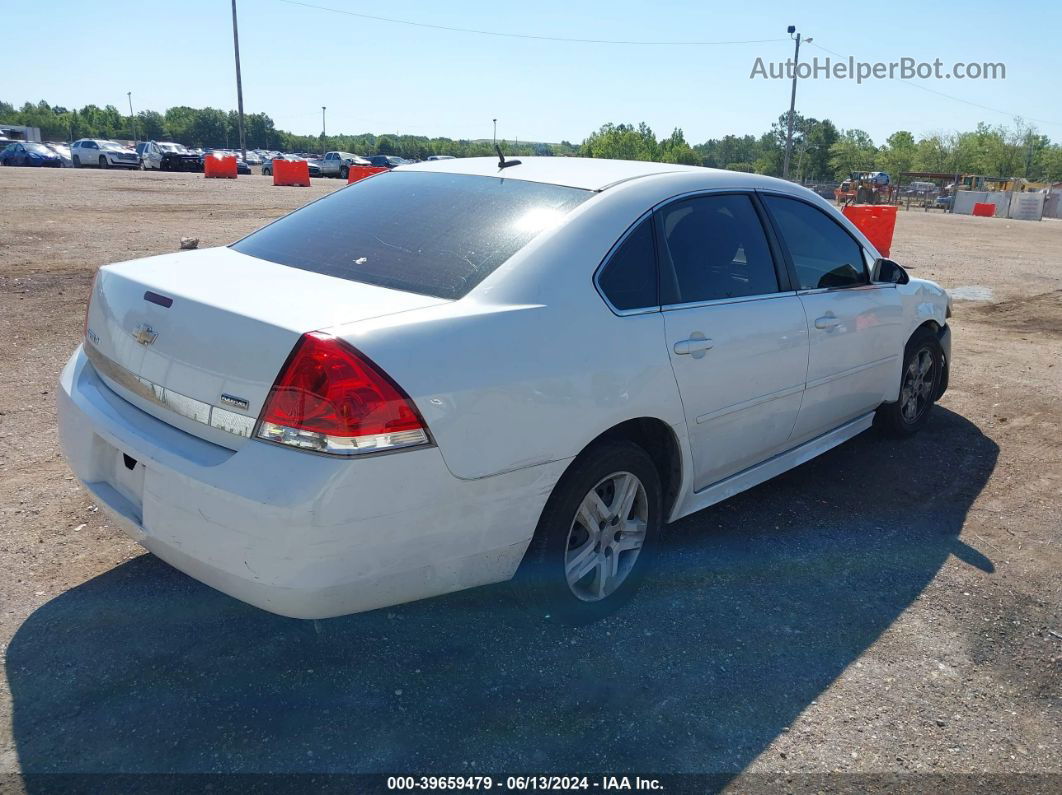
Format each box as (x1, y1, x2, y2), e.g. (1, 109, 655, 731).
(57, 158, 951, 623)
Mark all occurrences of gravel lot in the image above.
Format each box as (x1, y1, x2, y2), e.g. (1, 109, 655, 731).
(0, 168, 1059, 789)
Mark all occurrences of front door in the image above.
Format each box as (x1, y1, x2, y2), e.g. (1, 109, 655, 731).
(760, 194, 904, 442)
(658, 193, 809, 491)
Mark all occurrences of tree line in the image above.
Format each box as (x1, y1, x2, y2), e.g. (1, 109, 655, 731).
(3, 99, 1061, 182)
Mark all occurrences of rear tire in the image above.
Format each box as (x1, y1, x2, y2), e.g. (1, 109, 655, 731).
(514, 440, 662, 625)
(876, 326, 943, 437)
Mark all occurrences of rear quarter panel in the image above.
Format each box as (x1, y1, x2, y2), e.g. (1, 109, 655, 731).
(327, 181, 692, 481)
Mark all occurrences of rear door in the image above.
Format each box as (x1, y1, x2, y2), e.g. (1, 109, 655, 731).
(760, 193, 904, 442)
(658, 192, 809, 491)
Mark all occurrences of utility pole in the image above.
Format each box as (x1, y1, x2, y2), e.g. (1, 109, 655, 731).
(230, 0, 247, 162)
(492, 118, 497, 145)
(782, 25, 811, 181)
(127, 92, 137, 142)
(322, 106, 327, 147)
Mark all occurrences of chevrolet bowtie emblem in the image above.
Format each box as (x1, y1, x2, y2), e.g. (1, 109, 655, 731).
(132, 323, 158, 346)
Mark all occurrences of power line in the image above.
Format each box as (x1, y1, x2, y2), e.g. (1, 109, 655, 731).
(272, 0, 787, 46)
(807, 41, 1061, 129)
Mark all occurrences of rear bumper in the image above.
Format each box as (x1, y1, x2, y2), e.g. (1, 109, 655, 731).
(57, 346, 563, 618)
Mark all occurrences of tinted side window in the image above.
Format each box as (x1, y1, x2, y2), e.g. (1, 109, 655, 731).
(658, 194, 779, 304)
(763, 196, 866, 290)
(597, 217, 657, 311)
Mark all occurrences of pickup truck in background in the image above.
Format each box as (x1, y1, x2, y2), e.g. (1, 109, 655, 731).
(317, 151, 372, 179)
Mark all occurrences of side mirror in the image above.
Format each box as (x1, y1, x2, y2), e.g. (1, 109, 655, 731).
(873, 258, 909, 285)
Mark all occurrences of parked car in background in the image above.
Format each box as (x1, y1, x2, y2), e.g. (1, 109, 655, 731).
(0, 141, 63, 167)
(46, 142, 73, 167)
(201, 150, 253, 175)
(262, 154, 304, 177)
(317, 151, 373, 179)
(369, 154, 409, 169)
(59, 158, 951, 623)
(426, 154, 456, 161)
(71, 139, 140, 169)
(137, 141, 202, 172)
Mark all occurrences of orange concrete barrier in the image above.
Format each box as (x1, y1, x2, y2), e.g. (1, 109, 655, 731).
(204, 153, 237, 179)
(347, 165, 389, 183)
(842, 204, 897, 257)
(273, 159, 310, 187)
(972, 202, 996, 217)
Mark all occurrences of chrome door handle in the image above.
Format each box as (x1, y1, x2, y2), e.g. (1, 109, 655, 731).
(814, 314, 841, 330)
(673, 336, 714, 357)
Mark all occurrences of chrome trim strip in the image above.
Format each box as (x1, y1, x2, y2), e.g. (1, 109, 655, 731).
(662, 290, 798, 313)
(805, 354, 898, 390)
(83, 341, 255, 439)
(797, 284, 895, 296)
(694, 383, 805, 424)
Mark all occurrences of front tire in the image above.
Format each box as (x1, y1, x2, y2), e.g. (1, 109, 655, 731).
(72, 155, 81, 168)
(515, 440, 662, 624)
(98, 156, 108, 169)
(340, 165, 349, 179)
(876, 326, 943, 437)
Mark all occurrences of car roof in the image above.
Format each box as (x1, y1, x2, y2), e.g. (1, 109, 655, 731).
(399, 156, 712, 191)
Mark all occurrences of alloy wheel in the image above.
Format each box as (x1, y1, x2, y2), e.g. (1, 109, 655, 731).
(564, 471, 648, 602)
(900, 347, 935, 423)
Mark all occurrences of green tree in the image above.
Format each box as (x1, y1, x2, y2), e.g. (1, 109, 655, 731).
(658, 128, 699, 165)
(829, 129, 877, 179)
(137, 110, 166, 141)
(580, 122, 658, 161)
(877, 130, 916, 179)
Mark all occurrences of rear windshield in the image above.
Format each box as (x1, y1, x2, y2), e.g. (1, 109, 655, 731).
(232, 172, 590, 299)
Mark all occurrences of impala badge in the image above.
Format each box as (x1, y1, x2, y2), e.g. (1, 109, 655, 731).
(132, 323, 158, 346)
(220, 393, 250, 411)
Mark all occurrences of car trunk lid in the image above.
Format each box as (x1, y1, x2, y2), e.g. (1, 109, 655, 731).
(84, 246, 447, 449)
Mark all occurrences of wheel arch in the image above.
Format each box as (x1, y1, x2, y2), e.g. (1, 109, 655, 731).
(570, 417, 683, 522)
(912, 318, 940, 338)
(911, 319, 950, 399)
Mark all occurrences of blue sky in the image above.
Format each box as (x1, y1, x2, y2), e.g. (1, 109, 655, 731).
(5, 0, 1060, 145)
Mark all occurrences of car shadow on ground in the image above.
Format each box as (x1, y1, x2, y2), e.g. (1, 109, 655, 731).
(8, 407, 997, 783)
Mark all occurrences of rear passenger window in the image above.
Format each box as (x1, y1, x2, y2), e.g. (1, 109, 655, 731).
(762, 195, 867, 290)
(658, 194, 779, 304)
(597, 217, 657, 311)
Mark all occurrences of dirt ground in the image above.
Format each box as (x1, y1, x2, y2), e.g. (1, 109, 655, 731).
(0, 168, 1059, 789)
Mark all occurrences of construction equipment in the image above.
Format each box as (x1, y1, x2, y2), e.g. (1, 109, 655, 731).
(835, 171, 895, 206)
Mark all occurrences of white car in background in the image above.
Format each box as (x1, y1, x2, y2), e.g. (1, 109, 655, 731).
(71, 139, 141, 169)
(136, 141, 201, 171)
(46, 142, 73, 167)
(58, 158, 951, 623)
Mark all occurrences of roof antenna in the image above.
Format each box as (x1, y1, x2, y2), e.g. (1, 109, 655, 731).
(496, 144, 521, 169)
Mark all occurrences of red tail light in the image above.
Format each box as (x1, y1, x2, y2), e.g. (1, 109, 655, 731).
(256, 332, 430, 456)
